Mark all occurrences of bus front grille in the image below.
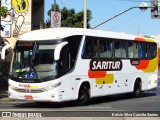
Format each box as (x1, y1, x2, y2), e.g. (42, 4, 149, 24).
(15, 89, 43, 93)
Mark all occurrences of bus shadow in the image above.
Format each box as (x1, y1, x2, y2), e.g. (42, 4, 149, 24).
(89, 92, 156, 105)
(13, 92, 157, 108)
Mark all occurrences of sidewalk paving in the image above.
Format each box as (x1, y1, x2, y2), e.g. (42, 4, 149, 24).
(0, 75, 10, 102)
(0, 87, 10, 102)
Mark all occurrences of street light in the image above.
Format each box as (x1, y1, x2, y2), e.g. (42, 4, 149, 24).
(139, 2, 148, 11)
(92, 2, 149, 29)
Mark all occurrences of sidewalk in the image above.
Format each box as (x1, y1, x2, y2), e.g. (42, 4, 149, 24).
(0, 75, 10, 102)
(0, 88, 10, 102)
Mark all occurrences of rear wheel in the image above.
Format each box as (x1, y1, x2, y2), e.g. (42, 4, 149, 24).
(77, 85, 90, 106)
(133, 81, 141, 98)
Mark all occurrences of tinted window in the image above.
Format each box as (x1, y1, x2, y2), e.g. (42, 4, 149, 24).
(128, 42, 134, 58)
(121, 41, 127, 58)
(114, 41, 127, 58)
(139, 43, 147, 59)
(115, 41, 121, 58)
(133, 43, 139, 58)
(148, 43, 157, 59)
(99, 39, 112, 58)
(82, 37, 99, 59)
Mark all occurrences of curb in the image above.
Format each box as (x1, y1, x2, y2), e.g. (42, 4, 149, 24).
(0, 97, 26, 103)
(0, 97, 11, 102)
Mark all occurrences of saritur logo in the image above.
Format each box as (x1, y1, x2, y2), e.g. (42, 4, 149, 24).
(90, 59, 122, 71)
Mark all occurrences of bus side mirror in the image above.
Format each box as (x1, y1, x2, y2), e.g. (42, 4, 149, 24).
(1, 44, 13, 60)
(54, 42, 68, 60)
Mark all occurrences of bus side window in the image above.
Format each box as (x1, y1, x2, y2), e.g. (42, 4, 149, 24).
(133, 43, 139, 58)
(82, 38, 93, 59)
(115, 41, 121, 58)
(99, 39, 113, 58)
(139, 43, 146, 59)
(107, 40, 112, 58)
(82, 37, 99, 59)
(148, 43, 157, 59)
(99, 39, 107, 58)
(121, 41, 127, 58)
(93, 38, 99, 58)
(128, 42, 133, 58)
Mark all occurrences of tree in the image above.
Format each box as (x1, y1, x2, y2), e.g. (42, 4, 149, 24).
(0, 0, 8, 32)
(0, 6, 8, 18)
(0, 0, 8, 18)
(45, 4, 92, 28)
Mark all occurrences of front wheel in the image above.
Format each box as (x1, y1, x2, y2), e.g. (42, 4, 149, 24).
(77, 86, 90, 106)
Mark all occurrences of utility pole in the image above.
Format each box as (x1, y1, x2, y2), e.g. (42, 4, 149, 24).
(83, 0, 87, 28)
(54, 0, 56, 11)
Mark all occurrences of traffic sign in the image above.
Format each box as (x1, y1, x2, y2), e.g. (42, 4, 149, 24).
(51, 11, 61, 28)
(151, 0, 160, 19)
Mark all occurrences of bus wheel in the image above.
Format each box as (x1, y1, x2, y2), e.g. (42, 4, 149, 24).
(77, 85, 90, 106)
(133, 81, 141, 98)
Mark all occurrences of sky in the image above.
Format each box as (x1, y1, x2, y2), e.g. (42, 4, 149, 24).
(44, 0, 160, 36)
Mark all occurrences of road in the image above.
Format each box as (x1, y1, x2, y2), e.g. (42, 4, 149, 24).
(0, 79, 160, 117)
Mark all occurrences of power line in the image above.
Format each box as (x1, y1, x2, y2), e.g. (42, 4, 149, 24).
(120, 0, 150, 2)
(107, 12, 142, 31)
(61, 0, 67, 8)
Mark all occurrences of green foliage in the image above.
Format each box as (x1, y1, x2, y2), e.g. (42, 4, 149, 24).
(0, 6, 8, 18)
(45, 4, 92, 28)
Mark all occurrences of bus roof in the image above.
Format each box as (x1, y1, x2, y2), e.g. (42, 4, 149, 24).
(18, 28, 150, 42)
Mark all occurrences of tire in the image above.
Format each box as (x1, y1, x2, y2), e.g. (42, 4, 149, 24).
(133, 81, 141, 98)
(77, 86, 90, 106)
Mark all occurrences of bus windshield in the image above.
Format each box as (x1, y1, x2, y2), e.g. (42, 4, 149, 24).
(9, 36, 82, 83)
(9, 41, 61, 82)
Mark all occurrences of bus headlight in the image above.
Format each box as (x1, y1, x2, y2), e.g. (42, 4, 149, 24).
(9, 84, 17, 90)
(41, 82, 61, 92)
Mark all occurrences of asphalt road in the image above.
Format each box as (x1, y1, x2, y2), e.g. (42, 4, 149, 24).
(0, 79, 160, 117)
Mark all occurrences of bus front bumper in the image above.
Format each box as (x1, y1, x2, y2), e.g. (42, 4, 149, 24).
(8, 89, 62, 102)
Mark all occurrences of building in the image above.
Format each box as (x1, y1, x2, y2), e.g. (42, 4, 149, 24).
(1, 0, 44, 44)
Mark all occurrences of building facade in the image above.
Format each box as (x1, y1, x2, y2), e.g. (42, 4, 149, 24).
(1, 0, 44, 44)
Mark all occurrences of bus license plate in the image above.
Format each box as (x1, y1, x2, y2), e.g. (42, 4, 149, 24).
(24, 95, 33, 100)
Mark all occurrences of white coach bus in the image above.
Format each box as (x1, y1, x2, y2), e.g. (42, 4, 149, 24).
(1, 28, 158, 105)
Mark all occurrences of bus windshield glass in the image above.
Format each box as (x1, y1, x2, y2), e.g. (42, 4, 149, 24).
(9, 41, 61, 82)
